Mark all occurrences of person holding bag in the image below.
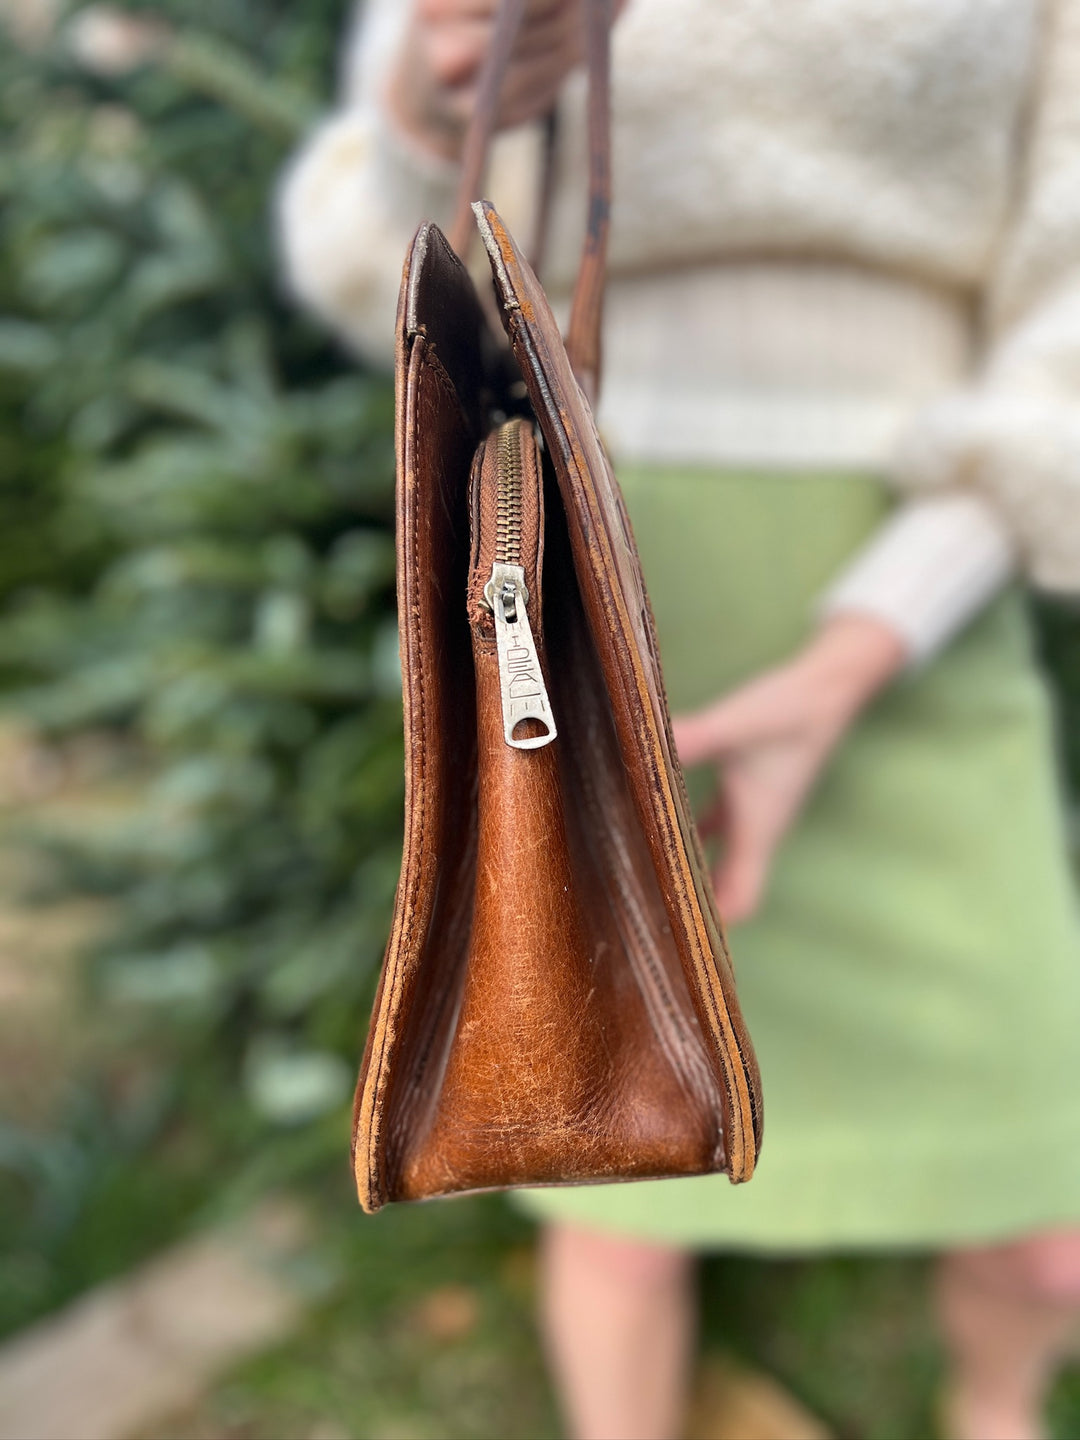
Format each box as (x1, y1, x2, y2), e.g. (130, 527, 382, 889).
(279, 2, 1080, 1437)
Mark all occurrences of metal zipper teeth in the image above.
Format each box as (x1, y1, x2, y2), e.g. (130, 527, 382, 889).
(484, 418, 557, 751)
(494, 420, 525, 567)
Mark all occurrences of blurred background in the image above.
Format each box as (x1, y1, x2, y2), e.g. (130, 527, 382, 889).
(1, 3, 1080, 1438)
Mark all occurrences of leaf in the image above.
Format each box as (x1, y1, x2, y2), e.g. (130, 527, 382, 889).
(165, 32, 316, 139)
(0, 319, 60, 373)
(21, 229, 127, 310)
(243, 1040, 352, 1125)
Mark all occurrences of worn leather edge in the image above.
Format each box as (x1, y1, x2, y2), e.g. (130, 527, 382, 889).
(352, 225, 486, 1213)
(351, 240, 420, 1214)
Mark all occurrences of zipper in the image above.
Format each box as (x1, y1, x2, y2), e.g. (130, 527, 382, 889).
(493, 421, 525, 567)
(478, 419, 557, 752)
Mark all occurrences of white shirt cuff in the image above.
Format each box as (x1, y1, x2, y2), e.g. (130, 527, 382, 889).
(818, 493, 1015, 664)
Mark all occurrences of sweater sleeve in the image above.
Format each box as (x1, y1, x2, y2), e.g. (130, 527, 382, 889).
(276, 0, 543, 368)
(275, 0, 459, 369)
(818, 493, 1015, 664)
(887, 0, 1080, 597)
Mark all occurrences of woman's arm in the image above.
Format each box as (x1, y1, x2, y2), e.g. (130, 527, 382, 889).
(887, 0, 1080, 598)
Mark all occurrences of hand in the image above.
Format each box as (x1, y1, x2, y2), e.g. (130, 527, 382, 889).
(671, 615, 907, 925)
(386, 0, 588, 163)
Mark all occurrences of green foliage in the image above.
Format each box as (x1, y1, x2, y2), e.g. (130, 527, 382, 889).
(0, 0, 403, 1329)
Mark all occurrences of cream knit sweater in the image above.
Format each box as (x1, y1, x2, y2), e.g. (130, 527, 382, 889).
(278, 0, 1080, 661)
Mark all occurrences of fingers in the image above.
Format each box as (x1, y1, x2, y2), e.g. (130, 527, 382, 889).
(709, 768, 776, 925)
(498, 45, 582, 126)
(432, 49, 581, 134)
(690, 769, 772, 924)
(394, 0, 588, 159)
(422, 18, 491, 89)
(419, 0, 582, 89)
(416, 0, 569, 23)
(672, 683, 782, 768)
(671, 706, 730, 768)
(713, 842, 769, 926)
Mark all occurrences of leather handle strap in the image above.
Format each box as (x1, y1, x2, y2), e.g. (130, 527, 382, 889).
(447, 0, 530, 258)
(563, 0, 610, 403)
(448, 0, 612, 401)
(527, 107, 560, 279)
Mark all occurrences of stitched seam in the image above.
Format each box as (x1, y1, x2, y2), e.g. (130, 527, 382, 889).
(368, 352, 431, 1206)
(365, 342, 478, 1204)
(423, 343, 471, 426)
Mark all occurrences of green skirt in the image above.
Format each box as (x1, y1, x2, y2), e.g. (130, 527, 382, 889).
(516, 468, 1080, 1251)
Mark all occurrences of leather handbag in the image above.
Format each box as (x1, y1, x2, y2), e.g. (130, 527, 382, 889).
(352, 0, 762, 1213)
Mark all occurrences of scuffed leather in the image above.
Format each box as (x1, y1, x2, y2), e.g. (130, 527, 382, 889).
(352, 215, 762, 1212)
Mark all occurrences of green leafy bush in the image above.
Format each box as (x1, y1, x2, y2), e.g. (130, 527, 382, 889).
(0, 0, 406, 1330)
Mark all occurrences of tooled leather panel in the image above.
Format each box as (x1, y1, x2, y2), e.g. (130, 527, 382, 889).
(474, 204, 763, 1179)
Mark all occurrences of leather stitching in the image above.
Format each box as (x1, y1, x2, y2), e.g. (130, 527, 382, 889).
(366, 344, 432, 1206)
(365, 340, 479, 1205)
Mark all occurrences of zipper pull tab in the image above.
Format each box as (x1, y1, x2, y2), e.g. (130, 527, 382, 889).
(484, 562, 558, 751)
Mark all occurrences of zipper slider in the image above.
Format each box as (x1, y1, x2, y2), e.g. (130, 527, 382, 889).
(484, 562, 557, 751)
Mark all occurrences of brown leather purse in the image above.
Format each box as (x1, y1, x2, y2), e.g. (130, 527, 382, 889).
(352, 0, 761, 1213)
